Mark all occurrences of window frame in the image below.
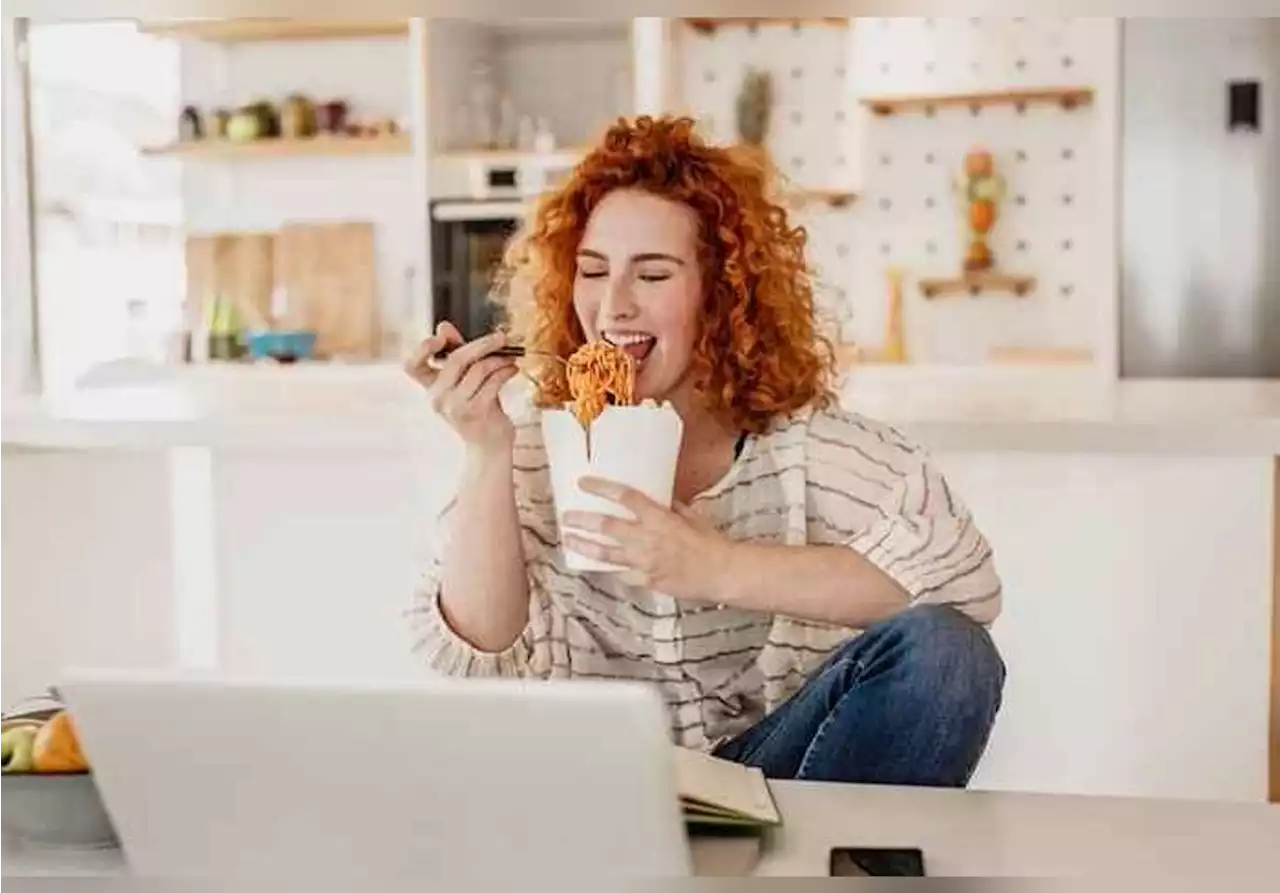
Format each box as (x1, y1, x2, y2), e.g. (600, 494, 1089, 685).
(2, 16, 41, 397)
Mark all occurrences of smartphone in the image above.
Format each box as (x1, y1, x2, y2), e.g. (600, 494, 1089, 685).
(829, 846, 926, 877)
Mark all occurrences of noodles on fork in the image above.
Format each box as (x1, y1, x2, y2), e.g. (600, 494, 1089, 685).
(565, 341, 637, 427)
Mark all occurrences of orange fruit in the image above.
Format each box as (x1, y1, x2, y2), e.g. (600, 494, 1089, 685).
(32, 710, 89, 773)
(964, 150, 994, 177)
(969, 199, 996, 233)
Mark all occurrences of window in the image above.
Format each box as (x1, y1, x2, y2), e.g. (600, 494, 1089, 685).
(25, 20, 183, 393)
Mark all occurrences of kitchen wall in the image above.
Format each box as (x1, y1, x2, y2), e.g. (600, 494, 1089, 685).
(426, 19, 493, 154)
(493, 21, 633, 150)
(675, 17, 1120, 368)
(177, 34, 420, 351)
(427, 19, 632, 154)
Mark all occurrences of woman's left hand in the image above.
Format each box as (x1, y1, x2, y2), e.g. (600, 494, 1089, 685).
(561, 477, 734, 601)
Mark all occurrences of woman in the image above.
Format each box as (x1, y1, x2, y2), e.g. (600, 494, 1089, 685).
(406, 115, 1004, 788)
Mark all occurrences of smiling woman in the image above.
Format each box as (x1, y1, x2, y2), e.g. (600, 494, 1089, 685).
(497, 117, 833, 436)
(403, 114, 1006, 790)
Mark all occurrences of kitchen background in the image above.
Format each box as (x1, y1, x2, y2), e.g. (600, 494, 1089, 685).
(4, 16, 1278, 809)
(10, 16, 1276, 398)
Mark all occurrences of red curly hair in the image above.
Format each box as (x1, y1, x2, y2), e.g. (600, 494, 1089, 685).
(494, 114, 836, 435)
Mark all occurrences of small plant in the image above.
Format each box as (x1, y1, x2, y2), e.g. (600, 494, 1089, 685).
(735, 68, 774, 148)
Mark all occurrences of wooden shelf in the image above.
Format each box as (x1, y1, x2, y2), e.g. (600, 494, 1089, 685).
(140, 134, 411, 160)
(919, 271, 1036, 299)
(683, 18, 848, 35)
(138, 19, 409, 43)
(781, 188, 858, 210)
(988, 346, 1094, 365)
(861, 86, 1095, 117)
(434, 147, 586, 167)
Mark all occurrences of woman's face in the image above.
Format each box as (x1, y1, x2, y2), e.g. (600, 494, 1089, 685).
(572, 189, 704, 404)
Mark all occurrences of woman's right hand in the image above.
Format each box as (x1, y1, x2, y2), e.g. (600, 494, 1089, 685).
(405, 322, 520, 455)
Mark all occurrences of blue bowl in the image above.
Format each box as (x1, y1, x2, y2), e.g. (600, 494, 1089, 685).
(243, 330, 317, 363)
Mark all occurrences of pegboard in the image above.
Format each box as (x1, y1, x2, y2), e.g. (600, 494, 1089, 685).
(676, 19, 857, 190)
(674, 17, 1119, 365)
(674, 19, 860, 337)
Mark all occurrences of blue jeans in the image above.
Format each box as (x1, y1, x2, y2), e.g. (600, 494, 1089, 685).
(713, 604, 1005, 787)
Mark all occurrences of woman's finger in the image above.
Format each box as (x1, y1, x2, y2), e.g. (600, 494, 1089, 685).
(576, 476, 659, 520)
(433, 331, 507, 393)
(469, 361, 520, 409)
(405, 333, 450, 380)
(563, 533, 627, 567)
(452, 355, 516, 405)
(436, 320, 463, 343)
(561, 510, 634, 540)
(672, 501, 713, 530)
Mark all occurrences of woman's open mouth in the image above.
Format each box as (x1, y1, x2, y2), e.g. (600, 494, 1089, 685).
(603, 331, 657, 364)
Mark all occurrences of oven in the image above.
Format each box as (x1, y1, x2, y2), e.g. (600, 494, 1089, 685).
(430, 198, 523, 342)
(428, 152, 577, 342)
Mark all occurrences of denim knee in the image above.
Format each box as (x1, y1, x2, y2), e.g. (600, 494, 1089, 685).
(863, 603, 1006, 699)
(813, 603, 1006, 711)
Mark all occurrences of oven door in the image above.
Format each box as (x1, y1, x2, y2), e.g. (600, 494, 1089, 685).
(430, 200, 525, 343)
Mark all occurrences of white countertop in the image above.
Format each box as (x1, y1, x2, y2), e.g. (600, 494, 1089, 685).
(7, 781, 1280, 879)
(2, 362, 1278, 455)
(756, 780, 1280, 878)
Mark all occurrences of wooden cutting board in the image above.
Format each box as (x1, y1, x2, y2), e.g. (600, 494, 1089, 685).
(272, 221, 379, 359)
(184, 232, 274, 332)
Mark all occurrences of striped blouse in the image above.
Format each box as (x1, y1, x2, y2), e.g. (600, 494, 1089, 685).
(407, 398, 1002, 750)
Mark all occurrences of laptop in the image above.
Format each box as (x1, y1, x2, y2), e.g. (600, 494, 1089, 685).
(57, 670, 693, 881)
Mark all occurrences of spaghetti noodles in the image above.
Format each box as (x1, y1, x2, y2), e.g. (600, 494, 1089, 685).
(565, 340, 637, 427)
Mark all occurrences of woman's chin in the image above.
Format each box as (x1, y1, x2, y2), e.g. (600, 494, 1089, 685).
(633, 380, 681, 407)
(632, 381, 667, 405)
(632, 359, 690, 407)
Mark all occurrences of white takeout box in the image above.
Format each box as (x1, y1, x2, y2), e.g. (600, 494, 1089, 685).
(542, 402, 684, 573)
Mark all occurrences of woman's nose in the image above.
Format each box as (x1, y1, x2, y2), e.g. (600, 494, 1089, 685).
(600, 274, 639, 321)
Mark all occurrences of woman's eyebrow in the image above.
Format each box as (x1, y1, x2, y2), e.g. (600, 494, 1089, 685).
(576, 249, 687, 266)
(631, 252, 686, 265)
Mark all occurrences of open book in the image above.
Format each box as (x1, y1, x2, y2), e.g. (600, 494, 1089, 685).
(674, 745, 781, 830)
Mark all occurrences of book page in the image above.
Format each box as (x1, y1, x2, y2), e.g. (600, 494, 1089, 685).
(673, 746, 781, 825)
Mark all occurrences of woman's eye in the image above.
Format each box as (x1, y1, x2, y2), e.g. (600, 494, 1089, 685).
(578, 268, 607, 280)
(638, 272, 672, 283)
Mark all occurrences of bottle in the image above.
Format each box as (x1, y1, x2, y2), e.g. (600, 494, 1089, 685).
(533, 117, 556, 154)
(467, 63, 497, 150)
(517, 115, 537, 151)
(497, 94, 518, 150)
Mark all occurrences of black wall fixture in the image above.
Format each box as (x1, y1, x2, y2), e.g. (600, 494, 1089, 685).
(1227, 80, 1261, 132)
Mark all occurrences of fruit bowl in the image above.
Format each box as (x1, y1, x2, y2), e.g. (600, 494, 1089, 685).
(2, 769, 119, 849)
(1, 695, 119, 850)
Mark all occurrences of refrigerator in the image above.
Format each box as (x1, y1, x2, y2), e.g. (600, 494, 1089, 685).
(1120, 18, 1280, 378)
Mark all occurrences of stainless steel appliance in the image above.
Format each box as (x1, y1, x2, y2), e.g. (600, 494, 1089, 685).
(430, 198, 523, 342)
(428, 152, 577, 341)
(1120, 18, 1280, 378)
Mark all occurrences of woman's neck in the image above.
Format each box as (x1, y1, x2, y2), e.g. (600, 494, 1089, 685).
(671, 399, 742, 505)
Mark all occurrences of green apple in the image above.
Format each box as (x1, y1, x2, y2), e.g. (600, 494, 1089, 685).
(1, 724, 39, 773)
